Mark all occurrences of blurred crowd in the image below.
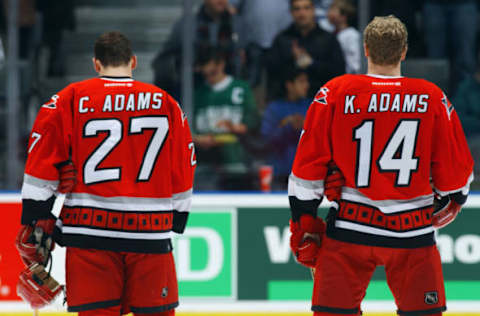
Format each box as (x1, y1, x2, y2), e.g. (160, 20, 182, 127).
(152, 0, 480, 191)
(1, 0, 480, 191)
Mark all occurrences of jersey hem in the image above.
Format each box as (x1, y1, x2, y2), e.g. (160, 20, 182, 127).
(55, 229, 173, 253)
(67, 299, 121, 312)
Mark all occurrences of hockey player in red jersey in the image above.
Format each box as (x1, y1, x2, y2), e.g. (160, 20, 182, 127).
(288, 16, 474, 316)
(16, 31, 196, 315)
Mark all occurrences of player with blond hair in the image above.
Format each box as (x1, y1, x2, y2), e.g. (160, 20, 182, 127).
(288, 15, 473, 315)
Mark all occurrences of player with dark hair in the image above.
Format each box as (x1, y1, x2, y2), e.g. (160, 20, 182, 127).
(288, 16, 474, 316)
(16, 31, 196, 315)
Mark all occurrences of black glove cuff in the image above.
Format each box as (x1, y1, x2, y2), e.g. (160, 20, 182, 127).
(172, 211, 189, 234)
(289, 196, 322, 222)
(21, 196, 57, 225)
(450, 191, 468, 205)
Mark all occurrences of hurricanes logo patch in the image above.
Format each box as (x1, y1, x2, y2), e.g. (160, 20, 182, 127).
(42, 94, 59, 109)
(424, 291, 438, 305)
(314, 87, 329, 105)
(441, 93, 454, 119)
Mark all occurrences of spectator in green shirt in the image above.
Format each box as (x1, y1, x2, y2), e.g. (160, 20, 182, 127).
(193, 48, 259, 191)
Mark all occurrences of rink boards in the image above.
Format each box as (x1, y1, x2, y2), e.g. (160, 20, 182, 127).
(1, 193, 480, 313)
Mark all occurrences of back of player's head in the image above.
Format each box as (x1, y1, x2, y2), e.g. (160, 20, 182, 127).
(364, 15, 408, 66)
(94, 31, 133, 67)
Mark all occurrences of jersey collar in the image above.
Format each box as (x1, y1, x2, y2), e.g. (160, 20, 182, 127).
(366, 74, 404, 79)
(100, 76, 134, 82)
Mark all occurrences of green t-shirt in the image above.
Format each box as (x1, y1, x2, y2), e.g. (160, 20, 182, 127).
(193, 76, 258, 172)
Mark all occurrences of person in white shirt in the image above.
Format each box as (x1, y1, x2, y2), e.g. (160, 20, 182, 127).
(327, 0, 361, 73)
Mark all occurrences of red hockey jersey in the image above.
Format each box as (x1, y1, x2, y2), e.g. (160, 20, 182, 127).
(289, 74, 474, 248)
(21, 76, 196, 253)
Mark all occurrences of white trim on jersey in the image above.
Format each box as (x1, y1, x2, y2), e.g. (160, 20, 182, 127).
(366, 74, 404, 79)
(341, 187, 433, 214)
(21, 174, 58, 201)
(61, 226, 172, 240)
(64, 192, 173, 211)
(100, 77, 134, 82)
(288, 173, 324, 201)
(173, 188, 193, 212)
(434, 172, 474, 196)
(335, 220, 435, 238)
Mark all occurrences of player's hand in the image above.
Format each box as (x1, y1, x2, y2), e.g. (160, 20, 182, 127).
(289, 215, 326, 268)
(15, 219, 56, 267)
(57, 160, 76, 193)
(324, 162, 344, 202)
(433, 195, 462, 229)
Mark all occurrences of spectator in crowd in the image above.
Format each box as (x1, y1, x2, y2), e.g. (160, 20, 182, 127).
(453, 59, 480, 138)
(423, 0, 477, 93)
(261, 68, 310, 190)
(37, 0, 76, 77)
(453, 55, 480, 185)
(266, 0, 345, 100)
(229, 0, 292, 87)
(313, 0, 335, 32)
(327, 0, 361, 73)
(193, 48, 259, 191)
(152, 0, 238, 99)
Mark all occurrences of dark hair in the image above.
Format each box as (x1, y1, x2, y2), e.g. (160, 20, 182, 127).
(290, 0, 314, 8)
(195, 46, 227, 67)
(283, 67, 307, 84)
(94, 31, 133, 67)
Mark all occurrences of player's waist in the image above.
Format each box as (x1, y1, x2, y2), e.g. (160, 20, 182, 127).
(55, 206, 174, 253)
(326, 200, 435, 248)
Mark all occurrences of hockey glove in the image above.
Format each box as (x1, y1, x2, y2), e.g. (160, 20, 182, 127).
(290, 215, 326, 268)
(324, 162, 344, 202)
(17, 263, 63, 309)
(57, 160, 76, 193)
(432, 194, 462, 229)
(16, 218, 56, 267)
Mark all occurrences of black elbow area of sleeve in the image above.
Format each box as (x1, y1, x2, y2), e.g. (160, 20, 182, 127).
(450, 191, 468, 205)
(172, 211, 189, 234)
(289, 196, 322, 222)
(21, 196, 57, 225)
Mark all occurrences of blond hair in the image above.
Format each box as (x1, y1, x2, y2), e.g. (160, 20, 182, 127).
(363, 15, 408, 66)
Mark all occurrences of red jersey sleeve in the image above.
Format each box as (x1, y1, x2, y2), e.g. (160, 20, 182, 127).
(431, 91, 474, 196)
(21, 86, 73, 223)
(288, 82, 336, 219)
(168, 95, 196, 232)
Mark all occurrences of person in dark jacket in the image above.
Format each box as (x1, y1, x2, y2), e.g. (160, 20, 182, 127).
(266, 0, 345, 99)
(261, 67, 311, 190)
(151, 0, 238, 99)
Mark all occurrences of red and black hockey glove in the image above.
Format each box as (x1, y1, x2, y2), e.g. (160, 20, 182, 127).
(324, 162, 344, 202)
(17, 263, 63, 309)
(289, 215, 326, 268)
(57, 160, 77, 193)
(432, 193, 464, 229)
(16, 218, 56, 267)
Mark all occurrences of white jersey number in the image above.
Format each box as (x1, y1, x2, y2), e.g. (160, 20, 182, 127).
(83, 116, 169, 185)
(354, 119, 419, 187)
